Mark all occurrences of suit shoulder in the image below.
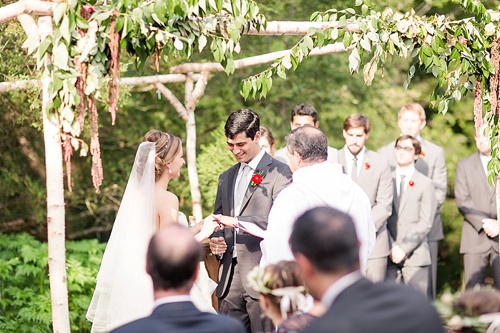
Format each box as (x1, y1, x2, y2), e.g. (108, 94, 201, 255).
(377, 141, 396, 155)
(422, 138, 444, 152)
(219, 163, 239, 178)
(365, 150, 390, 165)
(458, 152, 479, 166)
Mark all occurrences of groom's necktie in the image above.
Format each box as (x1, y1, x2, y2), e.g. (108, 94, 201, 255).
(235, 164, 251, 216)
(351, 156, 358, 182)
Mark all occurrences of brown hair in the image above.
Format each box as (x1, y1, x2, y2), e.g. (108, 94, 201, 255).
(395, 134, 421, 156)
(143, 130, 182, 181)
(398, 103, 426, 121)
(261, 261, 305, 313)
(343, 113, 371, 134)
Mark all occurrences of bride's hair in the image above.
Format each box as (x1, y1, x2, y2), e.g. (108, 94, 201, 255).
(143, 130, 182, 181)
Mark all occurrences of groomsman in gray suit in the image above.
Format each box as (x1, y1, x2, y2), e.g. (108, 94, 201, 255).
(378, 103, 446, 299)
(274, 103, 338, 164)
(338, 114, 392, 282)
(209, 109, 292, 333)
(455, 127, 500, 289)
(386, 135, 436, 296)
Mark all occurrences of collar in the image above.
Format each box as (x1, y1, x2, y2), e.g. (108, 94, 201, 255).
(396, 165, 415, 180)
(343, 146, 366, 162)
(321, 271, 363, 309)
(241, 148, 265, 172)
(153, 295, 192, 309)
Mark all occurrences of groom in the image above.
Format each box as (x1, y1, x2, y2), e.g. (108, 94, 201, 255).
(210, 108, 292, 333)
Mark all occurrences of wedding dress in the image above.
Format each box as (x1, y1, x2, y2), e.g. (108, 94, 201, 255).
(86, 142, 216, 333)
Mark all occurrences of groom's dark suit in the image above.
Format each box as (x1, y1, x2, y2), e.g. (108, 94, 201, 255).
(214, 152, 292, 330)
(110, 301, 245, 333)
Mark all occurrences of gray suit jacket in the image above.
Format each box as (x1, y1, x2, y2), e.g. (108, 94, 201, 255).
(387, 170, 436, 267)
(213, 152, 292, 298)
(378, 138, 446, 241)
(338, 148, 392, 258)
(455, 152, 499, 253)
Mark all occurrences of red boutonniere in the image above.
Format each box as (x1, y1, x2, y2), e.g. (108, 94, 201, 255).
(251, 171, 265, 187)
(365, 162, 371, 170)
(408, 180, 415, 187)
(419, 150, 426, 158)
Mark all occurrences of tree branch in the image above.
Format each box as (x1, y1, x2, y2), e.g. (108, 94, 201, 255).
(0, 0, 56, 24)
(153, 82, 189, 122)
(246, 21, 360, 35)
(185, 71, 211, 111)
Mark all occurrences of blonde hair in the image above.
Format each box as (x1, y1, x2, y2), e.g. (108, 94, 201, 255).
(398, 103, 426, 121)
(143, 130, 182, 181)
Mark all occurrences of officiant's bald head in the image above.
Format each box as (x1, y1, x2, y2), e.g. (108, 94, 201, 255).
(147, 224, 202, 293)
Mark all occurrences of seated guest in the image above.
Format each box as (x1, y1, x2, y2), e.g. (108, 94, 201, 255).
(290, 206, 444, 333)
(259, 126, 276, 156)
(247, 261, 324, 333)
(111, 224, 245, 333)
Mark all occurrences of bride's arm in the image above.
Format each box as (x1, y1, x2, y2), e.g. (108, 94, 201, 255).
(193, 215, 219, 242)
(156, 190, 179, 230)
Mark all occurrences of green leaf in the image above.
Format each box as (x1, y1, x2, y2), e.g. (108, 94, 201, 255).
(304, 36, 314, 50)
(53, 2, 67, 25)
(360, 36, 371, 51)
(343, 32, 352, 48)
(60, 16, 71, 43)
(38, 37, 52, 58)
(282, 55, 292, 70)
(348, 48, 360, 73)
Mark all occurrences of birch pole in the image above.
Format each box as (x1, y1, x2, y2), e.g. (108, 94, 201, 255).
(38, 14, 70, 333)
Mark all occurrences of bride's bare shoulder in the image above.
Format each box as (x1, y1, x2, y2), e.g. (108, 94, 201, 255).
(155, 187, 179, 204)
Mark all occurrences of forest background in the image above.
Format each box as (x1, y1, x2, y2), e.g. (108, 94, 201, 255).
(1, 0, 497, 331)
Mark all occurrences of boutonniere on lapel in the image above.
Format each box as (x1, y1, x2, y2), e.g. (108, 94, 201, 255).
(408, 180, 415, 188)
(419, 150, 426, 158)
(365, 162, 371, 170)
(251, 171, 265, 187)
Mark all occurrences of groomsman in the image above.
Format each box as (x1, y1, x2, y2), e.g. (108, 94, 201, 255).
(455, 127, 500, 289)
(386, 135, 436, 295)
(209, 109, 292, 333)
(274, 103, 338, 164)
(378, 103, 446, 299)
(338, 114, 392, 282)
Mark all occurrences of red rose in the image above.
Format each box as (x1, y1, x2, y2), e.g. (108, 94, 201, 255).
(409, 180, 415, 187)
(419, 150, 426, 158)
(365, 162, 371, 170)
(251, 173, 263, 187)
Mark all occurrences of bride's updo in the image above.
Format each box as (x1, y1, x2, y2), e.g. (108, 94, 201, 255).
(143, 130, 182, 181)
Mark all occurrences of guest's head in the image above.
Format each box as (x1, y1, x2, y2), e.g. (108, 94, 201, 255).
(146, 224, 202, 296)
(342, 113, 371, 156)
(475, 125, 490, 156)
(285, 126, 328, 172)
(259, 126, 276, 156)
(290, 207, 360, 301)
(394, 135, 421, 168)
(224, 109, 262, 163)
(397, 103, 426, 138)
(143, 130, 184, 180)
(247, 261, 307, 326)
(290, 103, 319, 130)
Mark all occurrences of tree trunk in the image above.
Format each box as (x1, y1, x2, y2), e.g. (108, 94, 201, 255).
(39, 15, 71, 333)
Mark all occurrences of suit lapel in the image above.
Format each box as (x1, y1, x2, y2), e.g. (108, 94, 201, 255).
(398, 171, 421, 213)
(472, 153, 496, 199)
(358, 150, 372, 183)
(225, 165, 239, 216)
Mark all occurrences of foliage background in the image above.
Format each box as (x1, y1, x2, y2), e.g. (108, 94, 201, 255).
(1, 0, 498, 330)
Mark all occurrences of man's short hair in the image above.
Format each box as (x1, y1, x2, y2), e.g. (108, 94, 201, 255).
(343, 113, 371, 134)
(146, 225, 203, 291)
(290, 103, 319, 124)
(398, 103, 426, 121)
(395, 134, 421, 156)
(290, 207, 360, 274)
(224, 108, 260, 140)
(285, 126, 328, 163)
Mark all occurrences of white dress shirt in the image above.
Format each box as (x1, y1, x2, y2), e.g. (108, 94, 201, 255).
(259, 162, 375, 272)
(343, 146, 366, 179)
(395, 166, 415, 196)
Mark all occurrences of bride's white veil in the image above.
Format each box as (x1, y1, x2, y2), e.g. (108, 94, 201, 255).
(86, 142, 156, 332)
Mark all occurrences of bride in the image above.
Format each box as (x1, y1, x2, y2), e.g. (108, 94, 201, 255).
(86, 130, 219, 332)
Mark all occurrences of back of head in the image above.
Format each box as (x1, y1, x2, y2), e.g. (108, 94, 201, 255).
(291, 103, 319, 124)
(285, 126, 328, 163)
(290, 207, 359, 274)
(398, 102, 426, 121)
(395, 134, 422, 156)
(454, 289, 500, 317)
(146, 224, 202, 292)
(225, 108, 260, 139)
(343, 113, 371, 134)
(143, 129, 182, 181)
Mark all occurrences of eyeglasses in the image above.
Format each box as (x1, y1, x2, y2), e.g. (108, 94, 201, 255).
(395, 146, 414, 152)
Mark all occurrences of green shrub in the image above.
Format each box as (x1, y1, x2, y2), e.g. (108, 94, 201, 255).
(0, 233, 105, 332)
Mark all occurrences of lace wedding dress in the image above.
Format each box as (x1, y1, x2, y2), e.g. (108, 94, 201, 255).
(86, 142, 216, 333)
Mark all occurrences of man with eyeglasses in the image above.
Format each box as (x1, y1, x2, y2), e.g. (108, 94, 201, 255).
(386, 135, 436, 297)
(378, 103, 446, 300)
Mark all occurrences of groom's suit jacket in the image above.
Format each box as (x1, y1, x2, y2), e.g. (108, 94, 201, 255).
(110, 301, 245, 333)
(387, 170, 436, 267)
(214, 152, 292, 298)
(338, 148, 392, 258)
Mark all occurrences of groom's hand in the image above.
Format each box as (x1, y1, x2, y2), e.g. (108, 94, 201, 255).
(213, 215, 238, 228)
(210, 236, 227, 256)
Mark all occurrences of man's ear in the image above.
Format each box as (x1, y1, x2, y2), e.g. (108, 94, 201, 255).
(295, 252, 314, 280)
(292, 151, 302, 165)
(314, 121, 320, 128)
(419, 119, 427, 130)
